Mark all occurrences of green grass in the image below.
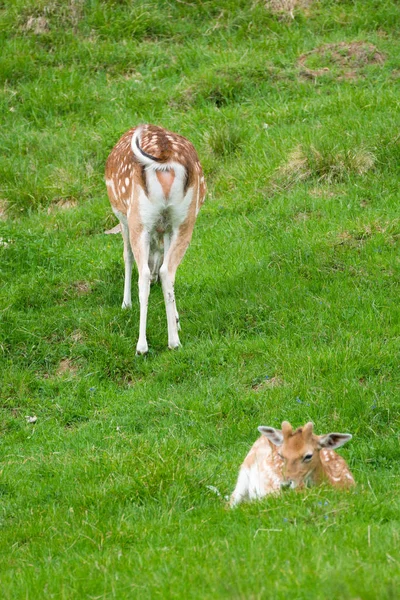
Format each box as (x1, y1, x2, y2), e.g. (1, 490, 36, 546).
(1, 0, 400, 598)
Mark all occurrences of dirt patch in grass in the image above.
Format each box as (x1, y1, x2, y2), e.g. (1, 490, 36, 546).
(294, 211, 311, 222)
(57, 358, 78, 377)
(298, 42, 385, 80)
(309, 187, 337, 198)
(0, 237, 14, 248)
(0, 200, 9, 220)
(266, 0, 295, 19)
(22, 1, 83, 33)
(70, 330, 84, 343)
(72, 281, 91, 295)
(60, 281, 92, 303)
(265, 0, 313, 20)
(278, 144, 376, 184)
(23, 16, 50, 34)
(47, 198, 78, 213)
(252, 376, 284, 391)
(334, 221, 399, 248)
(336, 230, 364, 248)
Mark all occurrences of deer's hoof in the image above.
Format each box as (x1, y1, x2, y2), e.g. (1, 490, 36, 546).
(136, 341, 148, 355)
(168, 340, 181, 351)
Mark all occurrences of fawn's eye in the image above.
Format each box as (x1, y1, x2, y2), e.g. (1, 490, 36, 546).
(303, 453, 313, 462)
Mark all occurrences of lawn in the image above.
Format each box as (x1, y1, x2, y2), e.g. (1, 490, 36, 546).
(0, 1, 399, 598)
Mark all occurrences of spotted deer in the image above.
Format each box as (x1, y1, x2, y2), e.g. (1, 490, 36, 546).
(230, 421, 354, 507)
(105, 124, 206, 354)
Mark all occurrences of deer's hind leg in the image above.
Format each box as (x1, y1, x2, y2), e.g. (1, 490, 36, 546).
(128, 222, 151, 355)
(121, 221, 133, 309)
(159, 222, 193, 349)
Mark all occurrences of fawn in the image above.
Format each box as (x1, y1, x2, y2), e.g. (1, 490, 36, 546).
(230, 421, 354, 507)
(105, 124, 206, 354)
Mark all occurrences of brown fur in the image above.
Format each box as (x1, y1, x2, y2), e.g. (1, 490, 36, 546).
(105, 125, 205, 220)
(105, 124, 206, 352)
(230, 421, 354, 506)
(156, 170, 175, 197)
(270, 421, 354, 488)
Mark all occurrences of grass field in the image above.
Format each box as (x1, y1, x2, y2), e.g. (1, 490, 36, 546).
(1, 0, 400, 598)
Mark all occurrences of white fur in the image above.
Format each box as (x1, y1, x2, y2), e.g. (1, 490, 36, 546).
(108, 126, 204, 353)
(111, 207, 132, 309)
(131, 128, 152, 166)
(136, 231, 151, 354)
(230, 468, 250, 507)
(112, 206, 127, 227)
(106, 178, 118, 202)
(231, 429, 354, 507)
(123, 162, 192, 352)
(130, 128, 181, 169)
(230, 440, 283, 507)
(137, 172, 193, 232)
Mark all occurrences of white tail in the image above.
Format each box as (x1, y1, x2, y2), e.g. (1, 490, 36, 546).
(230, 421, 354, 507)
(105, 124, 206, 354)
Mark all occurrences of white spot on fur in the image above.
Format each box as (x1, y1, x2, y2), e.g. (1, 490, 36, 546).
(106, 178, 118, 200)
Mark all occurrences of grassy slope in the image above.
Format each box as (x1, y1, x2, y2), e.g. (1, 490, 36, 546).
(0, 0, 399, 598)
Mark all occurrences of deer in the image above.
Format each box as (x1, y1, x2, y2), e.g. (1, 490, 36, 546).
(105, 124, 206, 354)
(230, 421, 354, 507)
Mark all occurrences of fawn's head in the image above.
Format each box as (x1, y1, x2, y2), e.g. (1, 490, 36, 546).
(258, 421, 352, 489)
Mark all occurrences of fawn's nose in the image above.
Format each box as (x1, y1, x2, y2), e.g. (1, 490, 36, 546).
(281, 479, 296, 490)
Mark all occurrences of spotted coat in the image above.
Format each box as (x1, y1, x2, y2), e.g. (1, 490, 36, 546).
(230, 422, 355, 507)
(105, 124, 206, 354)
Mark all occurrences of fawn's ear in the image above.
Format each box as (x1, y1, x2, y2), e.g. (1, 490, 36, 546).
(318, 433, 352, 450)
(303, 422, 314, 440)
(258, 426, 284, 447)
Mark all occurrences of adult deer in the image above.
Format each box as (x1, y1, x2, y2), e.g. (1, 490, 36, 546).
(230, 421, 354, 507)
(105, 124, 206, 354)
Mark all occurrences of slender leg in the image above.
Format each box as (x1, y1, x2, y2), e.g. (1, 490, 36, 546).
(121, 222, 133, 309)
(163, 232, 180, 333)
(159, 225, 192, 349)
(159, 265, 180, 349)
(129, 229, 151, 354)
